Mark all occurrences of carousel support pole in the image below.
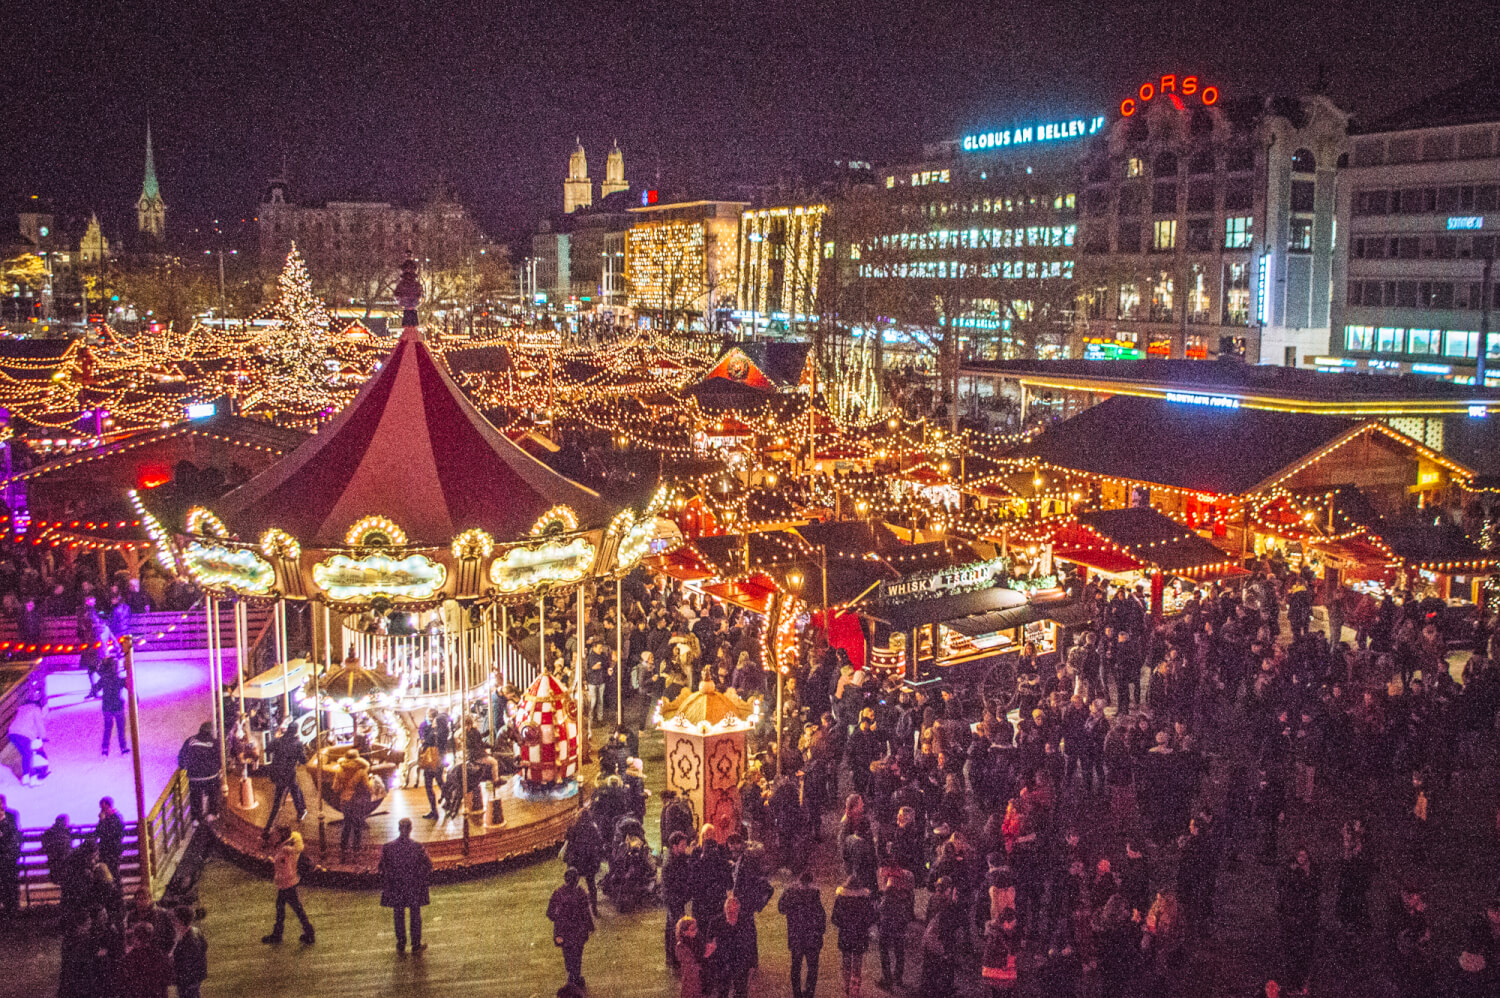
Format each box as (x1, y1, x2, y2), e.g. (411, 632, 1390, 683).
(501, 604, 510, 684)
(234, 601, 246, 716)
(275, 598, 289, 717)
(776, 665, 784, 779)
(539, 596, 547, 673)
(209, 597, 227, 799)
(615, 576, 623, 727)
(457, 625, 471, 853)
(322, 603, 331, 668)
(315, 680, 326, 860)
(576, 587, 591, 765)
(121, 635, 152, 896)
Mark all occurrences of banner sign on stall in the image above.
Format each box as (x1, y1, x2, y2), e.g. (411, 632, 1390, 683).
(882, 557, 1007, 603)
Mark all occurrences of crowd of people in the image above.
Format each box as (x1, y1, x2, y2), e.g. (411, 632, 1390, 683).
(549, 567, 1500, 997)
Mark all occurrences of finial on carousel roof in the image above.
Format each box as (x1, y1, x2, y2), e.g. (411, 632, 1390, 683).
(394, 258, 422, 333)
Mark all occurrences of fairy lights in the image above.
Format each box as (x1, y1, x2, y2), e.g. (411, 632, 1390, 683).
(530, 504, 581, 537)
(344, 515, 408, 548)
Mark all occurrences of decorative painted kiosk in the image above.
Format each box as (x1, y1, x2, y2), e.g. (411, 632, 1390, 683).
(657, 680, 757, 840)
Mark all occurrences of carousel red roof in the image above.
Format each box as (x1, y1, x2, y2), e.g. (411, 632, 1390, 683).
(214, 325, 612, 546)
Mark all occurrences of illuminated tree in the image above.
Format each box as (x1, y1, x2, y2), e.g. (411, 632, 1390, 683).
(260, 244, 332, 406)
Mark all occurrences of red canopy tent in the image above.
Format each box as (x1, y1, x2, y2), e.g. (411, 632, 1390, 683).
(215, 326, 613, 545)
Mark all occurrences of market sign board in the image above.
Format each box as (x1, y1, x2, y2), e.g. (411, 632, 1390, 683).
(883, 556, 1007, 602)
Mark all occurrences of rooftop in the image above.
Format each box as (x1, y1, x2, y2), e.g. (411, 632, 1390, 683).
(960, 358, 1500, 416)
(1356, 67, 1500, 134)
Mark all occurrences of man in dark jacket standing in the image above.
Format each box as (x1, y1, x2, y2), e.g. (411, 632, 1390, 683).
(170, 905, 208, 998)
(547, 867, 595, 990)
(177, 722, 221, 823)
(707, 894, 758, 998)
(261, 721, 307, 840)
(661, 831, 695, 969)
(98, 660, 128, 755)
(96, 797, 125, 880)
(778, 870, 826, 998)
(379, 818, 432, 953)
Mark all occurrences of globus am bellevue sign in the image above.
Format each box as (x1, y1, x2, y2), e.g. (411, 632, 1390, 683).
(1120, 74, 1220, 117)
(962, 115, 1107, 152)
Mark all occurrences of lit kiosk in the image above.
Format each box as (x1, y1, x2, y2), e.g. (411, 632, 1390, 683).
(656, 680, 757, 840)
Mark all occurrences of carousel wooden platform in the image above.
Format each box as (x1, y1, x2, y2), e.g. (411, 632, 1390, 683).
(212, 767, 580, 882)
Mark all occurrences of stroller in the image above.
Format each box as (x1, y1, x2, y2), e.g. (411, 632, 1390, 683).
(601, 815, 659, 913)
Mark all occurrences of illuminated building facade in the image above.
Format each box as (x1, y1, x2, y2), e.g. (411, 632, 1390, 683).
(626, 201, 747, 327)
(531, 190, 635, 307)
(737, 203, 828, 326)
(1330, 73, 1500, 386)
(1075, 79, 1348, 365)
(854, 115, 1100, 359)
(565, 139, 592, 214)
(136, 123, 167, 242)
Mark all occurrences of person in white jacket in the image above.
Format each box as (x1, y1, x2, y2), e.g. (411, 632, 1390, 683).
(262, 826, 315, 945)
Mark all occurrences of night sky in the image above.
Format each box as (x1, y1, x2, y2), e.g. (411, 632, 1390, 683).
(4, 0, 1494, 247)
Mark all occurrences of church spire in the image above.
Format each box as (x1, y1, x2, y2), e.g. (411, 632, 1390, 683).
(137, 120, 167, 241)
(564, 138, 592, 213)
(602, 139, 627, 198)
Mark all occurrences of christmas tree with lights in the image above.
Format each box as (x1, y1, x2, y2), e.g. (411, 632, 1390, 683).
(261, 243, 331, 406)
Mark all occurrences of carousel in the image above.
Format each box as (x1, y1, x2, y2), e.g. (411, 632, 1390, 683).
(135, 260, 672, 876)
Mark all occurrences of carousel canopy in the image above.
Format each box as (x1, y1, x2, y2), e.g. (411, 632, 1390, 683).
(214, 326, 613, 546)
(315, 662, 397, 701)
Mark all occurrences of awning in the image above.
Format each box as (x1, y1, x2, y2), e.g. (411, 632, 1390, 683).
(868, 585, 1028, 631)
(1040, 600, 1095, 628)
(942, 604, 1037, 636)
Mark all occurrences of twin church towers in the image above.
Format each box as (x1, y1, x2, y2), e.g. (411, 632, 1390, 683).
(563, 139, 628, 213)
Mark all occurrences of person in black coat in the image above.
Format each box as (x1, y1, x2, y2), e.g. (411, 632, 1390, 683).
(706, 894, 758, 998)
(0, 795, 19, 917)
(778, 870, 826, 998)
(1275, 847, 1321, 993)
(563, 807, 605, 912)
(170, 905, 209, 998)
(691, 832, 735, 922)
(98, 660, 128, 755)
(547, 867, 595, 989)
(662, 832, 696, 969)
(41, 815, 72, 885)
(261, 722, 307, 839)
(96, 797, 125, 880)
(177, 722, 221, 823)
(379, 818, 433, 953)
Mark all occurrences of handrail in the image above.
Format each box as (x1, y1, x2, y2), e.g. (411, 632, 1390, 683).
(141, 768, 192, 896)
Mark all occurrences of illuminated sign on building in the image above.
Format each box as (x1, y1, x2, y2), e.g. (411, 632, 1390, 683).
(184, 402, 215, 420)
(1165, 391, 1240, 409)
(961, 116, 1106, 152)
(1120, 75, 1220, 117)
(1468, 404, 1488, 418)
(1256, 256, 1272, 325)
(1412, 363, 1453, 375)
(1447, 216, 1484, 230)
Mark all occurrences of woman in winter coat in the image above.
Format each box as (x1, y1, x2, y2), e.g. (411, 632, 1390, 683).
(831, 874, 878, 998)
(981, 910, 1021, 995)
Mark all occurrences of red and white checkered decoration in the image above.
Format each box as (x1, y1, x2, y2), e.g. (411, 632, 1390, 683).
(516, 673, 579, 785)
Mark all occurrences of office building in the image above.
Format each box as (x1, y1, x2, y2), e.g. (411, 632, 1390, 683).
(1329, 71, 1500, 385)
(1075, 78, 1348, 365)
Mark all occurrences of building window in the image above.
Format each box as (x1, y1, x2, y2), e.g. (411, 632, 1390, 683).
(1152, 182, 1177, 213)
(1152, 220, 1176, 252)
(1290, 179, 1316, 212)
(1188, 151, 1215, 175)
(1118, 282, 1141, 319)
(1224, 216, 1252, 249)
(1224, 179, 1253, 211)
(1118, 185, 1143, 216)
(1187, 180, 1215, 212)
(1289, 218, 1313, 252)
(1186, 219, 1214, 251)
(1344, 325, 1375, 352)
(1187, 263, 1211, 324)
(1153, 152, 1179, 177)
(1226, 146, 1255, 172)
(1408, 328, 1441, 356)
(1084, 285, 1108, 319)
(1290, 148, 1317, 174)
(1150, 272, 1174, 322)
(1116, 221, 1142, 253)
(1445, 330, 1479, 359)
(1375, 327, 1405, 353)
(1223, 262, 1250, 325)
(1126, 157, 1145, 179)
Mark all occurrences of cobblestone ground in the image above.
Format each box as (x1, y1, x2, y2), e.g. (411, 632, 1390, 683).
(9, 699, 1500, 998)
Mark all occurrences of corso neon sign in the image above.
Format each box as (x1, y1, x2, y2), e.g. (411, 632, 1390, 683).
(1120, 75, 1219, 117)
